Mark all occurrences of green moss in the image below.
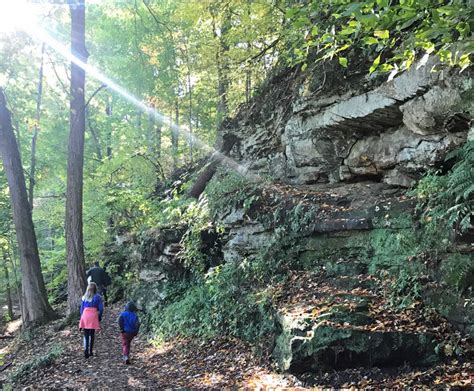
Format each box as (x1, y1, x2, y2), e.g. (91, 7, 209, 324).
(275, 322, 438, 371)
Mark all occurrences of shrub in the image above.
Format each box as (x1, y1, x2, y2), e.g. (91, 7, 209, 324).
(150, 261, 277, 343)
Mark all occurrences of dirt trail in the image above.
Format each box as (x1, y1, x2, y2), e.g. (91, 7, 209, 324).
(4, 303, 298, 389)
(2, 302, 470, 389)
(27, 304, 162, 389)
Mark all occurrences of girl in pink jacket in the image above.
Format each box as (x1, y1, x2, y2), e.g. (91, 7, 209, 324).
(79, 282, 103, 358)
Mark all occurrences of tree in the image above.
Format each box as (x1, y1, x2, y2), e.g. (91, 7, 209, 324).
(0, 88, 55, 326)
(65, 0, 88, 315)
(210, 3, 231, 126)
(28, 43, 46, 211)
(2, 249, 14, 320)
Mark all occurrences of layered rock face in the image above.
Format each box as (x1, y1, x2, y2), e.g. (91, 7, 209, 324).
(211, 63, 473, 372)
(122, 62, 472, 378)
(222, 61, 472, 187)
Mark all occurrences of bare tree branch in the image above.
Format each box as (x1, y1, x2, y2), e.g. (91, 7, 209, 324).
(85, 84, 107, 109)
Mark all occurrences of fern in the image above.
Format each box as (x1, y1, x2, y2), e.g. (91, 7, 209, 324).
(441, 255, 473, 293)
(417, 141, 474, 232)
(447, 141, 474, 230)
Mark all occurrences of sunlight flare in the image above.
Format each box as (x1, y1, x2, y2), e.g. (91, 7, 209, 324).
(23, 20, 258, 180)
(0, 0, 35, 34)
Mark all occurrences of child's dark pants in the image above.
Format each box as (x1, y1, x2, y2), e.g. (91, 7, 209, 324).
(121, 332, 137, 356)
(84, 329, 95, 356)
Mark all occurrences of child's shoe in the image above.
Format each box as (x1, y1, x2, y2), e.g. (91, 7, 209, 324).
(123, 355, 130, 364)
(84, 350, 89, 359)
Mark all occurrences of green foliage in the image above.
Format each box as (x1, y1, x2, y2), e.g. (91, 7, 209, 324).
(177, 199, 216, 274)
(151, 261, 277, 343)
(10, 343, 63, 383)
(149, 197, 307, 344)
(0, 0, 471, 314)
(413, 140, 474, 232)
(206, 170, 260, 217)
(440, 254, 473, 293)
(46, 266, 67, 305)
(388, 269, 425, 308)
(283, 0, 473, 74)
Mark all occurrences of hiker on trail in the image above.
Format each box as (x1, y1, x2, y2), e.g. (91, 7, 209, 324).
(118, 301, 140, 364)
(79, 282, 103, 359)
(86, 261, 107, 299)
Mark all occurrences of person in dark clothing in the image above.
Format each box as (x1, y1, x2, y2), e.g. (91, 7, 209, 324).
(102, 265, 112, 306)
(86, 262, 107, 295)
(118, 301, 140, 364)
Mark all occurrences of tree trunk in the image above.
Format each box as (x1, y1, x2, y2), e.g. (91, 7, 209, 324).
(8, 237, 21, 312)
(105, 98, 112, 159)
(172, 99, 179, 171)
(0, 88, 55, 326)
(104, 98, 113, 229)
(182, 40, 193, 163)
(2, 251, 14, 320)
(65, 0, 88, 316)
(188, 134, 237, 199)
(28, 43, 46, 211)
(156, 122, 162, 159)
(187, 66, 193, 162)
(147, 104, 155, 154)
(14, 119, 21, 160)
(211, 7, 231, 127)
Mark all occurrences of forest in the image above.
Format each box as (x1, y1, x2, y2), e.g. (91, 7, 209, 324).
(0, 0, 472, 388)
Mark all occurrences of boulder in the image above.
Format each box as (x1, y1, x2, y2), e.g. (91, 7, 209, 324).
(275, 319, 438, 373)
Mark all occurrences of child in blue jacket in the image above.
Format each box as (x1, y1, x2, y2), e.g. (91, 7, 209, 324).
(118, 301, 140, 364)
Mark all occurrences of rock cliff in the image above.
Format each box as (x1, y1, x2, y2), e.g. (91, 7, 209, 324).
(115, 61, 473, 380)
(222, 60, 472, 187)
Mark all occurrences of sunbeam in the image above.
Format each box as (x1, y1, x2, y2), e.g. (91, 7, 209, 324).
(15, 9, 259, 182)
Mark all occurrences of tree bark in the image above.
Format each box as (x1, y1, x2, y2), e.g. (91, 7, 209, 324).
(65, 0, 88, 316)
(211, 6, 231, 127)
(28, 43, 46, 211)
(147, 104, 155, 154)
(182, 40, 193, 162)
(172, 100, 179, 171)
(156, 122, 162, 159)
(188, 134, 237, 199)
(7, 238, 21, 312)
(105, 98, 112, 159)
(0, 88, 55, 326)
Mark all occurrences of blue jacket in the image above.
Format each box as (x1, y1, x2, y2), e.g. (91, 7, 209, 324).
(118, 302, 140, 334)
(80, 294, 104, 320)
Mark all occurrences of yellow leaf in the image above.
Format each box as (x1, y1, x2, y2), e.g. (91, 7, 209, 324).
(374, 30, 389, 39)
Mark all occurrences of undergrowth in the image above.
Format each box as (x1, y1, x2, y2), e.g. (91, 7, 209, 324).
(151, 262, 277, 343)
(123, 141, 474, 346)
(9, 343, 63, 384)
(412, 140, 473, 232)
